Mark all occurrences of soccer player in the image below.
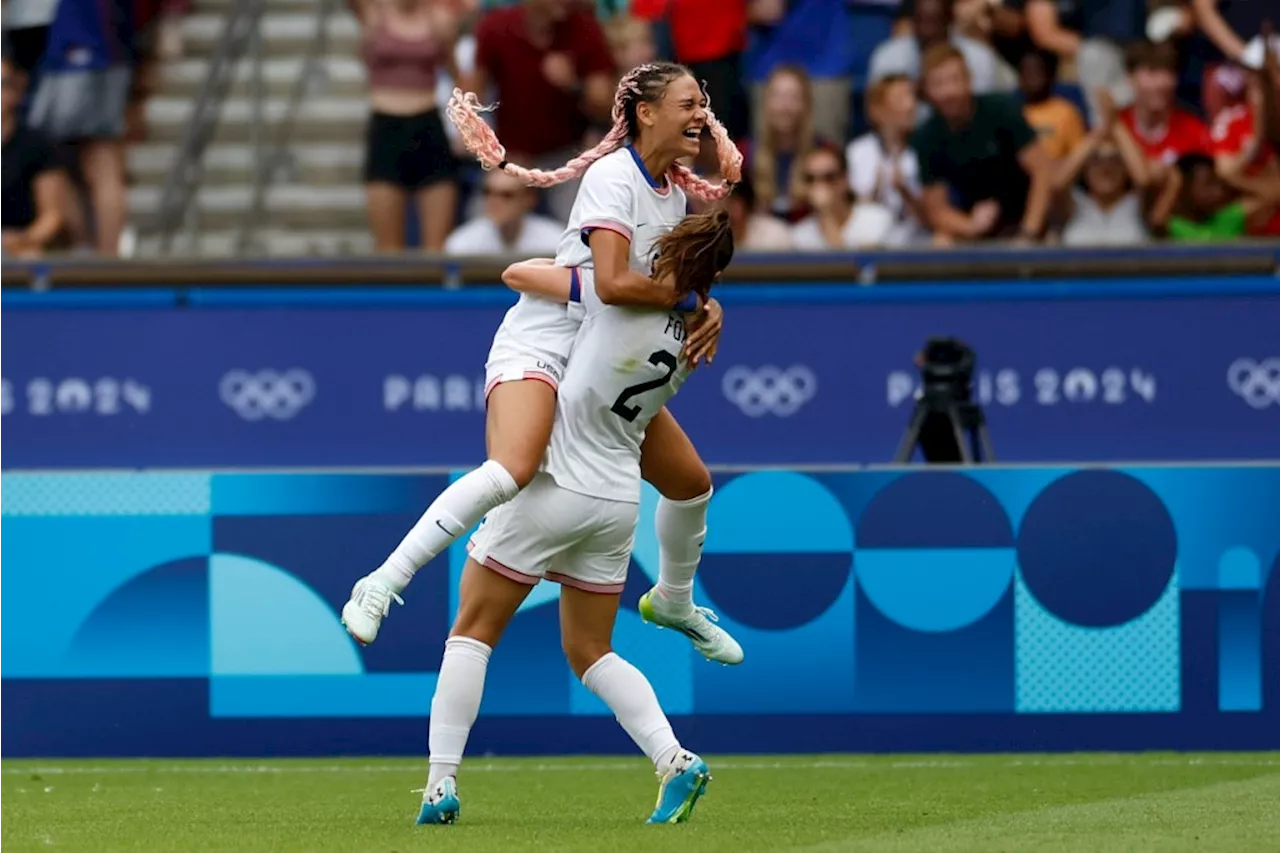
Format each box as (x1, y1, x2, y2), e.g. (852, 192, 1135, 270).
(417, 209, 735, 826)
(343, 62, 744, 665)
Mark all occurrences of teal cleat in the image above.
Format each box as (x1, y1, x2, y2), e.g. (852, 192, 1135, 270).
(646, 752, 711, 824)
(416, 777, 460, 825)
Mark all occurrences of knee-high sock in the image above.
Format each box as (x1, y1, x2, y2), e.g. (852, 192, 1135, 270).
(374, 460, 519, 592)
(427, 636, 492, 788)
(581, 652, 681, 770)
(655, 488, 712, 607)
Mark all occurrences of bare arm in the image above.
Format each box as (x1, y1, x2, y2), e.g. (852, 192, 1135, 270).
(1111, 122, 1151, 190)
(501, 258, 572, 301)
(1148, 166, 1183, 231)
(1054, 132, 1101, 192)
(1017, 141, 1055, 237)
(588, 229, 681, 307)
(1191, 0, 1246, 60)
(7, 171, 64, 252)
(1025, 0, 1082, 57)
(920, 183, 982, 238)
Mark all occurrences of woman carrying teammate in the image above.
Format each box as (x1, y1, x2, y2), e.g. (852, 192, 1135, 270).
(343, 63, 744, 665)
(418, 209, 736, 827)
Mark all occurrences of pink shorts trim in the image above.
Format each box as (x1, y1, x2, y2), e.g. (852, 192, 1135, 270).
(479, 554, 540, 586)
(483, 370, 559, 402)
(545, 571, 625, 595)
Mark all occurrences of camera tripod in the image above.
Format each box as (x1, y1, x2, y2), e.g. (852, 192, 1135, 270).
(894, 386, 997, 464)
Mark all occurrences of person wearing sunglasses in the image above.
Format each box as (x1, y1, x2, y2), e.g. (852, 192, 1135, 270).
(443, 168, 564, 255)
(790, 142, 895, 250)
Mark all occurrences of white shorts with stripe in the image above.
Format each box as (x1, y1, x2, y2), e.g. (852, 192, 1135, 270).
(483, 282, 586, 401)
(467, 472, 637, 594)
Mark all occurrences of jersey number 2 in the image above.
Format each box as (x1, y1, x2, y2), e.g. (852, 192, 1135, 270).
(611, 350, 679, 423)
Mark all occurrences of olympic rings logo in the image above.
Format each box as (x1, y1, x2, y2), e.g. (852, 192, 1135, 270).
(721, 365, 817, 417)
(219, 369, 316, 421)
(1226, 358, 1280, 410)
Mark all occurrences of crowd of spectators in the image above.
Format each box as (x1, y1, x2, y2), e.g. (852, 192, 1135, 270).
(430, 0, 1279, 256)
(4, 0, 1279, 258)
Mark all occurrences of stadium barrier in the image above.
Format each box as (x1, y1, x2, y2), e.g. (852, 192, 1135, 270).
(2, 464, 1277, 758)
(3, 274, 1278, 468)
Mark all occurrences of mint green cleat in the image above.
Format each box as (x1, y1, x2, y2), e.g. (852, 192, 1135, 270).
(647, 752, 711, 824)
(639, 588, 744, 665)
(416, 777, 460, 825)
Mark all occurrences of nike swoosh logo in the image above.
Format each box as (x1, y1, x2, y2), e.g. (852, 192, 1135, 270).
(435, 520, 453, 536)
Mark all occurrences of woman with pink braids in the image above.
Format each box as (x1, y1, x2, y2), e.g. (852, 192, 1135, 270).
(342, 62, 745, 665)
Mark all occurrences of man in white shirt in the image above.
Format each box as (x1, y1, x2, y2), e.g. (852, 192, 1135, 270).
(444, 170, 565, 256)
(868, 0, 1011, 98)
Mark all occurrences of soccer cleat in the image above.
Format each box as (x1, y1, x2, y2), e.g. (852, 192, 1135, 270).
(341, 575, 403, 646)
(647, 751, 711, 824)
(416, 777, 460, 825)
(638, 588, 744, 665)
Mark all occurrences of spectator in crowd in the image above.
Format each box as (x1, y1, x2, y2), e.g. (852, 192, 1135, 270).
(1119, 41, 1211, 174)
(1209, 37, 1280, 235)
(1019, 48, 1085, 160)
(912, 44, 1054, 241)
(725, 172, 793, 250)
(869, 0, 1010, 96)
(790, 143, 896, 250)
(2, 51, 67, 257)
(443, 167, 563, 254)
(1153, 151, 1279, 240)
(751, 64, 818, 220)
(26, 0, 132, 255)
(654, 0, 751, 142)
(846, 74, 926, 245)
(603, 14, 656, 71)
(953, 0, 1030, 69)
(1193, 0, 1270, 116)
(1023, 0, 1146, 123)
(1054, 94, 1152, 246)
(469, 0, 615, 221)
(2, 0, 56, 72)
(354, 0, 462, 251)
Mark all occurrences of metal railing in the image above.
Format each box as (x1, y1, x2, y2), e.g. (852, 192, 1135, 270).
(236, 0, 341, 255)
(147, 0, 268, 255)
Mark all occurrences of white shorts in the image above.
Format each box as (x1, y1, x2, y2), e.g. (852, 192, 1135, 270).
(467, 472, 637, 594)
(483, 272, 589, 401)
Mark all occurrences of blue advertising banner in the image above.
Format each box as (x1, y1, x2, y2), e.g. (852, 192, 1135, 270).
(2, 465, 1277, 757)
(2, 279, 1278, 469)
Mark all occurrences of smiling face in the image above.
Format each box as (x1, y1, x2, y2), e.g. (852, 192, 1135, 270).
(634, 73, 708, 160)
(763, 69, 808, 138)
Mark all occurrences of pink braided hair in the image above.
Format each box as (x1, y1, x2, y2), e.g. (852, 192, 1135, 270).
(445, 63, 742, 202)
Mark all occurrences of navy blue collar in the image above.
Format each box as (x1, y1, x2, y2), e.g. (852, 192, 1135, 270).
(626, 145, 667, 190)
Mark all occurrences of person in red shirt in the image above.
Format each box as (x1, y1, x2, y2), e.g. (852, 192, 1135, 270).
(1209, 57, 1280, 236)
(469, 0, 616, 220)
(1117, 41, 1210, 179)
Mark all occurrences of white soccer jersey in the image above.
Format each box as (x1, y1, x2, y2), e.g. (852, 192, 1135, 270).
(555, 146, 689, 276)
(544, 269, 692, 504)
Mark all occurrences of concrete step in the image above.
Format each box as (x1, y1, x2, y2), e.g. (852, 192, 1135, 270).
(182, 11, 359, 56)
(129, 183, 367, 229)
(144, 95, 367, 142)
(156, 56, 366, 98)
(136, 227, 373, 258)
(127, 142, 363, 185)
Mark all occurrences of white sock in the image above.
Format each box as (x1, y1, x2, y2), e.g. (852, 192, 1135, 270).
(375, 460, 519, 593)
(655, 488, 712, 608)
(581, 652, 681, 771)
(427, 636, 492, 788)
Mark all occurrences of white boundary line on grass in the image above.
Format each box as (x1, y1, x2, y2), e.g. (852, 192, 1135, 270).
(4, 757, 1279, 776)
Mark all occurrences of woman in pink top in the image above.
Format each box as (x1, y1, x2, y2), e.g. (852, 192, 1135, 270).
(353, 0, 461, 250)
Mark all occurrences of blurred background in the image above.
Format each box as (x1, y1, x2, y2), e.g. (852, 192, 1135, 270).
(1, 0, 1278, 762)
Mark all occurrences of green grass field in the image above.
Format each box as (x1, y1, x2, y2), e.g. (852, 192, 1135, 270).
(4, 754, 1278, 852)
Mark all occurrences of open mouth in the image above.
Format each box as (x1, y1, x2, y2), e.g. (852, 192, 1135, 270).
(682, 127, 704, 141)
